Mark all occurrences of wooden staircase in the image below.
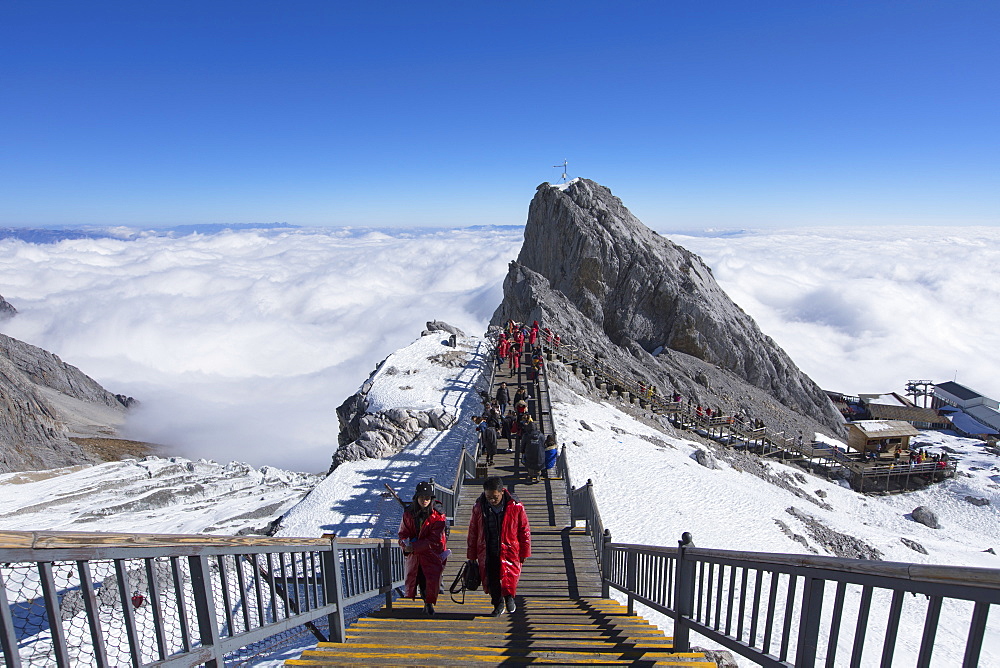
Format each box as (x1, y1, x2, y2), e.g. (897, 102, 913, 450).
(286, 349, 715, 666)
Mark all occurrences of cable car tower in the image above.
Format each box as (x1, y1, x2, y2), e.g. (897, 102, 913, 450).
(905, 379, 935, 408)
(553, 159, 569, 183)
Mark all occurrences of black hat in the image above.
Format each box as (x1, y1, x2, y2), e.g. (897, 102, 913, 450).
(414, 481, 435, 499)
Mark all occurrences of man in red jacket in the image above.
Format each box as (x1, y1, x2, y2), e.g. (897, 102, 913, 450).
(467, 476, 531, 616)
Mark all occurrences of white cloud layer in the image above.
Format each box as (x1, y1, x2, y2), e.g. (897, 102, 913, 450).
(2, 225, 998, 472)
(670, 226, 1000, 399)
(0, 227, 522, 473)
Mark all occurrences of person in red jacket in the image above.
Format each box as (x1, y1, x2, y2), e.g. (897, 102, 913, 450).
(398, 481, 449, 615)
(467, 476, 531, 616)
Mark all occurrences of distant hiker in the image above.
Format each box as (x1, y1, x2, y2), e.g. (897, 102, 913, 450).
(398, 481, 449, 615)
(501, 410, 515, 451)
(529, 321, 539, 346)
(475, 415, 499, 465)
(467, 476, 531, 616)
(495, 382, 510, 415)
(496, 336, 510, 363)
(543, 434, 558, 474)
(522, 421, 546, 483)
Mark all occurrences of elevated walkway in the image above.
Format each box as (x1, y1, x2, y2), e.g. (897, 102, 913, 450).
(287, 348, 714, 666)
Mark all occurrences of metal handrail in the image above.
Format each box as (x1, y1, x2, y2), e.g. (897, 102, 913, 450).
(0, 532, 404, 667)
(604, 538, 1000, 667)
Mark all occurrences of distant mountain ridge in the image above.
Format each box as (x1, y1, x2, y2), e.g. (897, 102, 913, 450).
(492, 178, 844, 438)
(0, 294, 136, 472)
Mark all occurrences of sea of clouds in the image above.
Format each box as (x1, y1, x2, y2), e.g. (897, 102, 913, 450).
(1, 225, 997, 472)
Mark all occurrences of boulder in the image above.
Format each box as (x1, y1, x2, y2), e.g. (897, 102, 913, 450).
(911, 506, 942, 529)
(423, 320, 465, 337)
(694, 448, 720, 470)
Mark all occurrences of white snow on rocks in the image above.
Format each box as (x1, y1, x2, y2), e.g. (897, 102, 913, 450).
(276, 333, 491, 539)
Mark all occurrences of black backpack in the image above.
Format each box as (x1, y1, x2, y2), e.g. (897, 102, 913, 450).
(449, 559, 481, 603)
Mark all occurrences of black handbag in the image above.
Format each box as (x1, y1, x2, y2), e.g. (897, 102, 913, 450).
(449, 559, 480, 603)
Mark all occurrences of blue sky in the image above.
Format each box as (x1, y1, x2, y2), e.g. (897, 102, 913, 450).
(1, 1, 997, 228)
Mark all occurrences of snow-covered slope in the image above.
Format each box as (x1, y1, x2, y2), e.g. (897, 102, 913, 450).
(553, 388, 1000, 567)
(0, 456, 320, 535)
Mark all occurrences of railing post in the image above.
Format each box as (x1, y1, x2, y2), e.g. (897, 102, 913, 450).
(601, 530, 612, 599)
(796, 576, 826, 667)
(188, 554, 224, 667)
(673, 532, 695, 653)
(626, 548, 638, 615)
(322, 537, 348, 643)
(584, 479, 594, 536)
(381, 537, 394, 609)
(0, 568, 21, 668)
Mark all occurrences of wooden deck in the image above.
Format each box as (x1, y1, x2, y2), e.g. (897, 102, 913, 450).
(287, 351, 715, 666)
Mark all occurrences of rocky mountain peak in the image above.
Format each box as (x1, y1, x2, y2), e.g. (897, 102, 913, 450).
(0, 331, 138, 473)
(0, 293, 16, 320)
(493, 178, 844, 436)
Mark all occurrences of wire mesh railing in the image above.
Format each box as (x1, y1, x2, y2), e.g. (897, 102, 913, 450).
(0, 532, 404, 667)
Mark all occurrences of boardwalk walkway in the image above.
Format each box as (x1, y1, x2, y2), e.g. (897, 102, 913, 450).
(287, 347, 715, 666)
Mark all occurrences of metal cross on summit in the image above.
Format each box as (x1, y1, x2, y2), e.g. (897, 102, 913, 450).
(552, 159, 568, 183)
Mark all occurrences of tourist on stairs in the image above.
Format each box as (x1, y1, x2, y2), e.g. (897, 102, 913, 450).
(398, 481, 449, 615)
(467, 476, 531, 616)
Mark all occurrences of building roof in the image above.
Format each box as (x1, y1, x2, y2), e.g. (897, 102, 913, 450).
(862, 393, 909, 407)
(866, 404, 947, 425)
(948, 411, 1000, 436)
(966, 405, 1000, 430)
(849, 420, 920, 438)
(935, 381, 983, 402)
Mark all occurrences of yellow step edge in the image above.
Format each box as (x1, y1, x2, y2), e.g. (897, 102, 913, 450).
(288, 663, 715, 668)
(346, 629, 666, 638)
(286, 650, 714, 665)
(289, 658, 714, 667)
(315, 641, 678, 651)
(348, 622, 663, 634)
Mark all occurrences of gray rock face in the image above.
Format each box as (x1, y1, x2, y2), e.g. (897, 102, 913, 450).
(0, 332, 132, 473)
(423, 320, 465, 337)
(911, 506, 942, 529)
(330, 356, 458, 472)
(965, 496, 991, 507)
(786, 507, 883, 560)
(329, 405, 456, 471)
(901, 537, 929, 554)
(0, 294, 15, 320)
(492, 179, 844, 438)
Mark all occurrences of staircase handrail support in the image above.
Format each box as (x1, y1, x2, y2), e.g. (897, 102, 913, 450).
(604, 540, 1000, 667)
(0, 532, 405, 666)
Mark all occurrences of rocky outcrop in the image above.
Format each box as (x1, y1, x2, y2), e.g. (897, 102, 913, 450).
(0, 332, 134, 473)
(492, 178, 844, 439)
(330, 405, 457, 470)
(329, 328, 470, 472)
(0, 294, 15, 320)
(423, 320, 465, 337)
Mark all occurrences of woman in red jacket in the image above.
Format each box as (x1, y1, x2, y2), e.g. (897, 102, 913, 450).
(467, 476, 531, 616)
(398, 481, 449, 615)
